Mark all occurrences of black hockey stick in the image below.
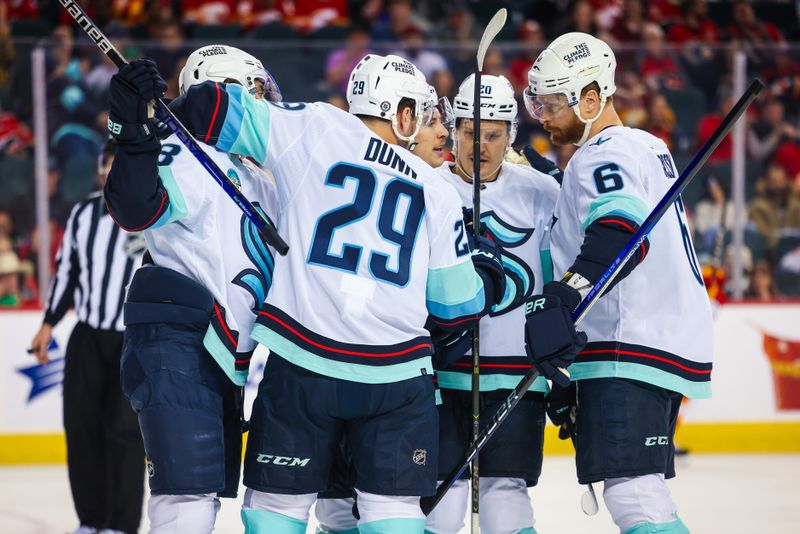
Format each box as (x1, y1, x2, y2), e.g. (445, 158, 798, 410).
(467, 9, 507, 532)
(59, 0, 289, 255)
(422, 78, 764, 516)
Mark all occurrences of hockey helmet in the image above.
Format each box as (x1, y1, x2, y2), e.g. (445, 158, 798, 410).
(347, 54, 432, 145)
(453, 74, 518, 144)
(524, 32, 616, 145)
(179, 45, 282, 102)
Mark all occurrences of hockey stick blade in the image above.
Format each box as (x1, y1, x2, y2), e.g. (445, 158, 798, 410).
(59, 0, 289, 255)
(422, 78, 763, 517)
(477, 9, 507, 71)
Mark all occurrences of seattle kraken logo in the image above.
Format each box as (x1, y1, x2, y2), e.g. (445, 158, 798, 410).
(232, 202, 275, 312)
(481, 211, 535, 316)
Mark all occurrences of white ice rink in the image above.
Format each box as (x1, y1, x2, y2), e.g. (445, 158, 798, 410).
(2, 454, 799, 533)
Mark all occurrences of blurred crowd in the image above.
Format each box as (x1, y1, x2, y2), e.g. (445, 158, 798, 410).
(1, 0, 800, 307)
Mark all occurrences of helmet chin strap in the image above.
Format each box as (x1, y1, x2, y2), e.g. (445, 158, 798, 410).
(572, 95, 608, 147)
(391, 114, 424, 149)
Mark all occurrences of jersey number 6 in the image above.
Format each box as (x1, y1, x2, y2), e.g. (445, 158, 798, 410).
(308, 162, 425, 287)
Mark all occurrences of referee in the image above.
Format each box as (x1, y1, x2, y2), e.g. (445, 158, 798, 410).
(30, 139, 145, 534)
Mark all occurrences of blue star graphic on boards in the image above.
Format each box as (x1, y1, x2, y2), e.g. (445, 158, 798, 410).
(17, 338, 65, 402)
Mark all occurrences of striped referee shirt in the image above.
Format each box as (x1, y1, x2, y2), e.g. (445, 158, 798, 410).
(44, 192, 144, 331)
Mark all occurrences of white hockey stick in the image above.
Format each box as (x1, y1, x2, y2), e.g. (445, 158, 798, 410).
(469, 8, 507, 533)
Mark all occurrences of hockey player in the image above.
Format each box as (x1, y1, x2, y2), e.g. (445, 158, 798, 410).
(522, 32, 713, 534)
(166, 53, 507, 534)
(425, 74, 559, 534)
(104, 46, 283, 533)
(313, 85, 456, 534)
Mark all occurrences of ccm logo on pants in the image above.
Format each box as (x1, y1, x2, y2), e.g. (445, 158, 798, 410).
(256, 455, 311, 467)
(644, 436, 669, 446)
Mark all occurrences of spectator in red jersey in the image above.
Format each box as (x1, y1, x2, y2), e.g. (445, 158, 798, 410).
(647, 0, 682, 26)
(696, 94, 734, 163)
(667, 0, 719, 45)
(610, 0, 646, 43)
(773, 140, 800, 186)
(726, 0, 784, 45)
(508, 20, 545, 92)
(586, 0, 622, 31)
(639, 22, 684, 91)
(0, 0, 38, 20)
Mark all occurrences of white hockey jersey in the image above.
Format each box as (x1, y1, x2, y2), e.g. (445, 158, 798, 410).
(551, 126, 713, 398)
(144, 133, 279, 385)
(210, 85, 490, 384)
(434, 162, 559, 393)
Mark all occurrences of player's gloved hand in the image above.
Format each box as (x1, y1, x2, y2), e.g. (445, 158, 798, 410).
(546, 381, 577, 440)
(522, 145, 563, 185)
(524, 281, 587, 387)
(472, 233, 506, 311)
(429, 324, 471, 370)
(109, 58, 166, 146)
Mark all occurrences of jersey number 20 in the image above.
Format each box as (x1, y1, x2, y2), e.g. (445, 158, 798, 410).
(308, 163, 424, 287)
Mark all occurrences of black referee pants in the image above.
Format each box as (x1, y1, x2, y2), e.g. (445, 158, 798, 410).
(63, 321, 145, 534)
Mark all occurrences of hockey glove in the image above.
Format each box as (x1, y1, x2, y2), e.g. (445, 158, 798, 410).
(429, 324, 471, 370)
(546, 381, 576, 441)
(472, 233, 506, 312)
(523, 281, 587, 387)
(109, 58, 166, 148)
(522, 145, 563, 185)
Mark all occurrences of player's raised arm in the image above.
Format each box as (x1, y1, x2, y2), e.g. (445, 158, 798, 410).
(104, 58, 171, 231)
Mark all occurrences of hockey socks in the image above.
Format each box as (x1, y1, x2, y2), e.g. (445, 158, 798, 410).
(621, 517, 689, 534)
(359, 518, 426, 533)
(241, 509, 307, 534)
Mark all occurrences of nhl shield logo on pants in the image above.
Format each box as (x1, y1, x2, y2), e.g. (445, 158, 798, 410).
(413, 449, 427, 466)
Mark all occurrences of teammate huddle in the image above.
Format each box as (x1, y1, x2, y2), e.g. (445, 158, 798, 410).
(106, 31, 712, 534)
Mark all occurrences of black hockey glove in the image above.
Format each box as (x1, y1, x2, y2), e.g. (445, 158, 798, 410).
(429, 324, 471, 370)
(472, 233, 506, 312)
(523, 281, 587, 387)
(108, 58, 166, 149)
(522, 145, 563, 185)
(546, 381, 576, 441)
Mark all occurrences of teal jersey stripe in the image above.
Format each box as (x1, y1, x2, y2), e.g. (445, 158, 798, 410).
(568, 361, 712, 399)
(540, 248, 553, 284)
(436, 370, 549, 393)
(252, 324, 433, 384)
(426, 261, 485, 319)
(203, 326, 248, 386)
(218, 83, 270, 164)
(154, 166, 188, 226)
(241, 509, 306, 534)
(582, 193, 649, 230)
(359, 518, 426, 534)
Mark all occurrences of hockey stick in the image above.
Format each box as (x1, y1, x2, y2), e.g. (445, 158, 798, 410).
(468, 9, 507, 532)
(59, 0, 289, 255)
(422, 78, 764, 516)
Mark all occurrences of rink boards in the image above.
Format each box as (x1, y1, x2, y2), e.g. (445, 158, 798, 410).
(1, 303, 799, 463)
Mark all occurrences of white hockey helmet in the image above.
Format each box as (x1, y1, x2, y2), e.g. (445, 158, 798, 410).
(179, 44, 282, 101)
(347, 54, 432, 145)
(453, 74, 518, 144)
(524, 32, 616, 145)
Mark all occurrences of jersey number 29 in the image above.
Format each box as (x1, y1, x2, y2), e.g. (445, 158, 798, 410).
(308, 162, 424, 287)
